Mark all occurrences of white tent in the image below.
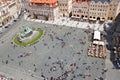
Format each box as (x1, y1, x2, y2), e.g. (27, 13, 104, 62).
(93, 30, 101, 40)
(93, 41, 105, 45)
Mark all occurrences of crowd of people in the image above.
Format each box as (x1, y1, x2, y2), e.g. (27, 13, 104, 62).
(0, 74, 14, 80)
(0, 24, 106, 80)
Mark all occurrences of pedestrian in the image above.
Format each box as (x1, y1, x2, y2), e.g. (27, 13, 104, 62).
(31, 74, 34, 77)
(34, 68, 37, 72)
(33, 64, 36, 66)
(19, 62, 21, 66)
(2, 60, 4, 63)
(6, 60, 8, 64)
(11, 59, 14, 61)
(8, 54, 10, 57)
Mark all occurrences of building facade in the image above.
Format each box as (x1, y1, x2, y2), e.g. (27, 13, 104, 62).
(0, 0, 18, 27)
(72, 0, 120, 21)
(89, 0, 110, 21)
(108, 0, 120, 20)
(72, 1, 89, 20)
(58, 0, 75, 17)
(28, 0, 59, 20)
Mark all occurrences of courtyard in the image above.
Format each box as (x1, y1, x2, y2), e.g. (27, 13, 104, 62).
(0, 19, 105, 80)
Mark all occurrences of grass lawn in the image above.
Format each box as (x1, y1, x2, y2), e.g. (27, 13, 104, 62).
(14, 29, 43, 46)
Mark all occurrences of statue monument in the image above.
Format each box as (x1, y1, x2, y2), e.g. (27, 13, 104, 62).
(18, 27, 38, 42)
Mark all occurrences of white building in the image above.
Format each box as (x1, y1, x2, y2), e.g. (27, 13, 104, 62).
(0, 0, 18, 26)
(72, 1, 89, 20)
(9, 1, 19, 19)
(58, 0, 75, 17)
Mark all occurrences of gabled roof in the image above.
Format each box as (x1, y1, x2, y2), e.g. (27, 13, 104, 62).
(75, 1, 90, 6)
(72, 0, 75, 3)
(30, 0, 57, 4)
(1, 0, 8, 3)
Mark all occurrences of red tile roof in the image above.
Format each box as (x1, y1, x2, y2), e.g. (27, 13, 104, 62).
(1, 0, 8, 3)
(72, 0, 75, 3)
(30, 0, 57, 4)
(78, 1, 82, 5)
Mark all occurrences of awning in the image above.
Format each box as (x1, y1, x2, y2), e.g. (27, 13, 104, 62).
(101, 19, 105, 21)
(93, 30, 101, 40)
(93, 41, 105, 45)
(83, 17, 88, 19)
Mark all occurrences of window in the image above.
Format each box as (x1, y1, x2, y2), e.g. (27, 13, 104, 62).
(113, 8, 115, 11)
(2, 10, 5, 14)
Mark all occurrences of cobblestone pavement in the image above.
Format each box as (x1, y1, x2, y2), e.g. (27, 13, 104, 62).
(0, 19, 106, 80)
(25, 14, 104, 31)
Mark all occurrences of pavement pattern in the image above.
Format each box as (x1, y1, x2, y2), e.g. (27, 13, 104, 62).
(0, 19, 106, 80)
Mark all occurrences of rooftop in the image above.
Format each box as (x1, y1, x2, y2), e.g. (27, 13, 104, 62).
(91, 0, 111, 3)
(30, 0, 57, 4)
(74, 1, 90, 6)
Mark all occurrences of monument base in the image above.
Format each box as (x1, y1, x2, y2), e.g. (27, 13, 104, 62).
(19, 31, 39, 42)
